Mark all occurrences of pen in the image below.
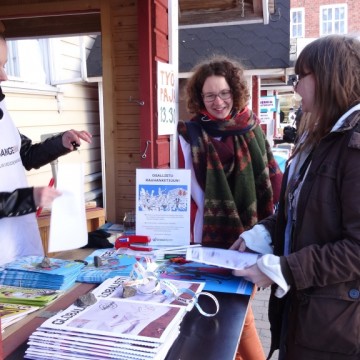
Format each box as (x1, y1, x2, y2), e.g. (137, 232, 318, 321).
(36, 178, 55, 217)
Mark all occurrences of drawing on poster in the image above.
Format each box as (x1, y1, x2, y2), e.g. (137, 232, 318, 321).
(138, 185, 188, 212)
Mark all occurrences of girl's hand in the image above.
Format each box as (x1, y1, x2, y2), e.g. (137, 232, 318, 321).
(62, 129, 92, 150)
(33, 186, 61, 208)
(233, 263, 274, 289)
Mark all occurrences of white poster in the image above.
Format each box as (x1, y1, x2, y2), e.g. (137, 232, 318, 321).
(136, 169, 191, 248)
(48, 163, 87, 252)
(157, 61, 178, 135)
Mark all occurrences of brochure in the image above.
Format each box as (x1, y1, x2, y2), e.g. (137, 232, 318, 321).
(186, 246, 259, 270)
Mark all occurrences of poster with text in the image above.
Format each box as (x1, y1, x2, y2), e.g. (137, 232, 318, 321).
(136, 169, 191, 248)
(157, 61, 178, 135)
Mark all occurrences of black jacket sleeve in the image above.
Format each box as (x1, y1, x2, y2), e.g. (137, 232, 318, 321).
(20, 132, 71, 170)
(0, 132, 71, 218)
(0, 188, 37, 219)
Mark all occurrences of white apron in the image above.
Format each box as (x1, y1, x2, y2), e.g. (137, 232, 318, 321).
(0, 98, 44, 265)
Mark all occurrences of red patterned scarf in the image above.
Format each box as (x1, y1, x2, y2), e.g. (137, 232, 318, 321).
(178, 108, 282, 248)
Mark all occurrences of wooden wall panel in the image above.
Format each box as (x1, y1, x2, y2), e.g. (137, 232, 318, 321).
(109, 0, 141, 221)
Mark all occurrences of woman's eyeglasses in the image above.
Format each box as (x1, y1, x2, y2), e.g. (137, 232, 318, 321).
(202, 89, 232, 103)
(292, 73, 312, 88)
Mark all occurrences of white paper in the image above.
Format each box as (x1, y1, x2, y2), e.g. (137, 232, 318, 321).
(136, 168, 191, 247)
(48, 163, 87, 252)
(186, 247, 259, 270)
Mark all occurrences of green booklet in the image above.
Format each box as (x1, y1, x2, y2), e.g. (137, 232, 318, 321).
(0, 285, 62, 307)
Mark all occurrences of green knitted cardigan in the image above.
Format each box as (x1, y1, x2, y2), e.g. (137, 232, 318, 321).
(178, 108, 281, 248)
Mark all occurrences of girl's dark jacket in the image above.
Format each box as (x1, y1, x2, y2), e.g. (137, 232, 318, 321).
(261, 111, 360, 360)
(0, 127, 70, 218)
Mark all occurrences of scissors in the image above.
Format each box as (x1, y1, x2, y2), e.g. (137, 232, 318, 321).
(114, 235, 152, 251)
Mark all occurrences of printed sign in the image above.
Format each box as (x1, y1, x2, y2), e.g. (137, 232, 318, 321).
(157, 61, 178, 135)
(136, 168, 191, 247)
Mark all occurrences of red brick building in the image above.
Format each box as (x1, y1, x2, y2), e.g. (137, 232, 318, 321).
(290, 0, 359, 59)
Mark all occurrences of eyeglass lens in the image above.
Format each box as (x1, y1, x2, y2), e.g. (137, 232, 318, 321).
(203, 89, 232, 102)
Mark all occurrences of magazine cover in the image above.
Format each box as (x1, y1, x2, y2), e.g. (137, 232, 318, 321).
(186, 247, 259, 270)
(39, 298, 186, 343)
(76, 249, 138, 284)
(158, 260, 254, 295)
(92, 276, 205, 311)
(0, 285, 61, 306)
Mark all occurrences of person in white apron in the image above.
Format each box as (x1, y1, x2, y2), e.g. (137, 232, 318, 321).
(0, 35, 92, 266)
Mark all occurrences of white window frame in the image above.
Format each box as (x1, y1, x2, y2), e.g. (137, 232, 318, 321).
(290, 8, 305, 39)
(6, 39, 50, 83)
(320, 3, 347, 36)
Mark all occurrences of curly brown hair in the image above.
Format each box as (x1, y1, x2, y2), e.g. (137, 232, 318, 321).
(185, 55, 250, 114)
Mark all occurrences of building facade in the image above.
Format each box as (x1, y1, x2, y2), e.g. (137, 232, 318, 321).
(290, 0, 360, 59)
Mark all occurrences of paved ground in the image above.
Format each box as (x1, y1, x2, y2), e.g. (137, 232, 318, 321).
(253, 287, 279, 359)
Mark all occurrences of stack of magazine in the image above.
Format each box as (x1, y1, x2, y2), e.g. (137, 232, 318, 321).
(0, 256, 86, 291)
(24, 277, 204, 359)
(0, 285, 62, 307)
(76, 249, 138, 284)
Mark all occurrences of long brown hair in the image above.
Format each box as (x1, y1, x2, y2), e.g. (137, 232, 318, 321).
(185, 55, 250, 114)
(295, 35, 360, 148)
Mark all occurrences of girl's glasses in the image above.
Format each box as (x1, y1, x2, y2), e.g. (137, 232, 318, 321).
(292, 73, 311, 88)
(202, 89, 232, 103)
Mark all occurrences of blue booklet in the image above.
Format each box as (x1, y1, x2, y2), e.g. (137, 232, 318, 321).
(0, 256, 85, 291)
(76, 248, 138, 284)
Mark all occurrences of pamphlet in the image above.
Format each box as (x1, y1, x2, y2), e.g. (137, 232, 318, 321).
(186, 246, 259, 270)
